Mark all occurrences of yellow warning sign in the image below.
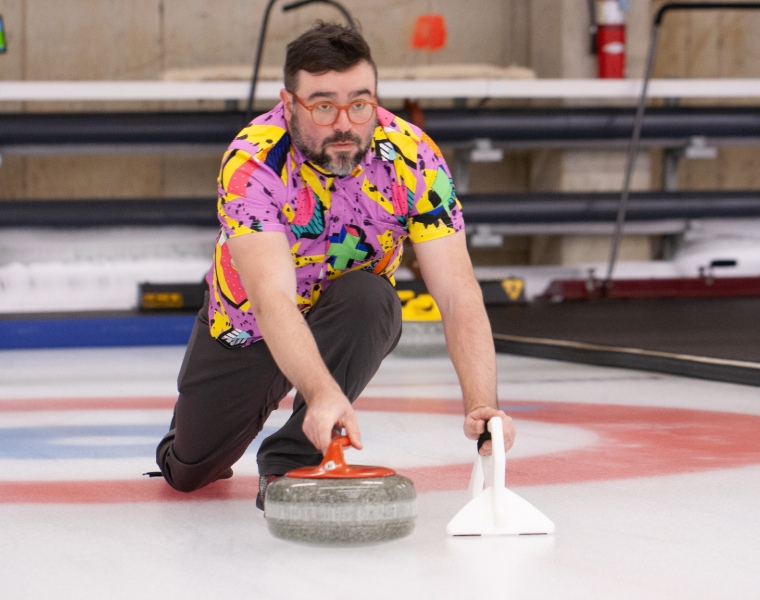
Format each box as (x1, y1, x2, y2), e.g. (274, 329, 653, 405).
(399, 292, 442, 321)
(500, 278, 525, 302)
(396, 290, 441, 321)
(142, 292, 184, 309)
(396, 289, 416, 303)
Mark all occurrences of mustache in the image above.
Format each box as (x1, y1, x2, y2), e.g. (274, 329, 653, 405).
(321, 131, 362, 149)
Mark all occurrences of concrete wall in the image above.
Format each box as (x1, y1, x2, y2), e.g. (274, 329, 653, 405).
(1, 0, 760, 266)
(1, 0, 525, 82)
(0, 0, 528, 202)
(525, 0, 654, 265)
(651, 0, 760, 191)
(528, 0, 650, 80)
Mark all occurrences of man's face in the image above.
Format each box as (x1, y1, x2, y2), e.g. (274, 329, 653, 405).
(281, 61, 377, 176)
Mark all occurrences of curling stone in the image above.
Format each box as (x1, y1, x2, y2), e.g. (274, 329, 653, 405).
(265, 436, 417, 545)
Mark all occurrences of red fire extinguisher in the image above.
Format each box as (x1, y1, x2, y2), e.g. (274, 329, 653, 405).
(596, 0, 625, 78)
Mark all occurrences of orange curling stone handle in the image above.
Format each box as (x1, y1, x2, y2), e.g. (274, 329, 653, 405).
(285, 436, 396, 479)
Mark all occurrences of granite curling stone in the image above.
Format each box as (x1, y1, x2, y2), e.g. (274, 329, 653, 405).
(265, 436, 417, 545)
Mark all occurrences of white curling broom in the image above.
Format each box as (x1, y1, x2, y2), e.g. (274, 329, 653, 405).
(446, 416, 555, 536)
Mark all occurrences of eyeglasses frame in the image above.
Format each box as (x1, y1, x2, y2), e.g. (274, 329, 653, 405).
(290, 92, 378, 126)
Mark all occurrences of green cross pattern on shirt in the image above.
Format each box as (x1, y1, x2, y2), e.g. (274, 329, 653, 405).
(327, 232, 369, 270)
(431, 167, 455, 215)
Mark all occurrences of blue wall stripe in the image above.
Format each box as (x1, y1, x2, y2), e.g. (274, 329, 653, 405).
(0, 314, 196, 349)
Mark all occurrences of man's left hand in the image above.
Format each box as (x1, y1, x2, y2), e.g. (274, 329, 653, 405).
(464, 406, 516, 456)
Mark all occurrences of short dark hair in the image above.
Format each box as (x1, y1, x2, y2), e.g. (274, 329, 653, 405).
(283, 21, 377, 93)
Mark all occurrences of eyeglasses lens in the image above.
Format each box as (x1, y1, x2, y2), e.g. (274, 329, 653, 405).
(311, 102, 374, 126)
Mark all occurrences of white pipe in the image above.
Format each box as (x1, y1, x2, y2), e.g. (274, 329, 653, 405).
(3, 79, 760, 102)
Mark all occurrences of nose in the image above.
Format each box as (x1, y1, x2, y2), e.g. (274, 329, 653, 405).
(332, 107, 353, 132)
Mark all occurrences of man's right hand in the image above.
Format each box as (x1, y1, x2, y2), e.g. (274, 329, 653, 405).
(302, 391, 363, 453)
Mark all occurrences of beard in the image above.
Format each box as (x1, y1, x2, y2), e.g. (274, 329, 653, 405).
(289, 110, 375, 176)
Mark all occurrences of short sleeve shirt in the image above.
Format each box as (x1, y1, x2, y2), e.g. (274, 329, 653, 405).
(207, 103, 464, 348)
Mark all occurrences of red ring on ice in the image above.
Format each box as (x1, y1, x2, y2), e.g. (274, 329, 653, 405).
(1, 396, 759, 503)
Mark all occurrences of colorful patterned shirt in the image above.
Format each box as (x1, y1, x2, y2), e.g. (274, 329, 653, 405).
(207, 103, 464, 348)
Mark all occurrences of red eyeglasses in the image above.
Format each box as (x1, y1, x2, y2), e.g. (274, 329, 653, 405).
(292, 93, 378, 126)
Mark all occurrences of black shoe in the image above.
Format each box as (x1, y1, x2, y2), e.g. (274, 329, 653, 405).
(256, 474, 282, 511)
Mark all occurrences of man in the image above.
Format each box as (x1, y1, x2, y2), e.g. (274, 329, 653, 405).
(155, 21, 516, 508)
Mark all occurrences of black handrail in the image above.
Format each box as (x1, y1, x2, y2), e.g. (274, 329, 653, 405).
(586, 0, 598, 55)
(282, 0, 355, 29)
(605, 1, 760, 287)
(655, 1, 760, 24)
(244, 0, 279, 124)
(243, 0, 356, 124)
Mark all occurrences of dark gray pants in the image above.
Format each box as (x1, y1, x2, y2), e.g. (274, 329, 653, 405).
(156, 270, 402, 492)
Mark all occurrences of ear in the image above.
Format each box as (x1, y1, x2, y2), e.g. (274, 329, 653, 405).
(280, 88, 293, 121)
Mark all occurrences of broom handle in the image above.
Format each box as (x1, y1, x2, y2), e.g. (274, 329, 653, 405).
(489, 417, 506, 491)
(488, 417, 509, 527)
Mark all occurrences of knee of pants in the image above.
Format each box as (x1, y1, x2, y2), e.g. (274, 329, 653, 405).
(323, 271, 401, 327)
(166, 474, 202, 494)
(157, 435, 216, 493)
(163, 464, 204, 493)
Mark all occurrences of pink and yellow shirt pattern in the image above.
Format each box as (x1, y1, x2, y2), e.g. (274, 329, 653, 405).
(207, 103, 463, 348)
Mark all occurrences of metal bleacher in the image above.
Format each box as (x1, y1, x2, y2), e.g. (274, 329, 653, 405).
(2, 78, 760, 227)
